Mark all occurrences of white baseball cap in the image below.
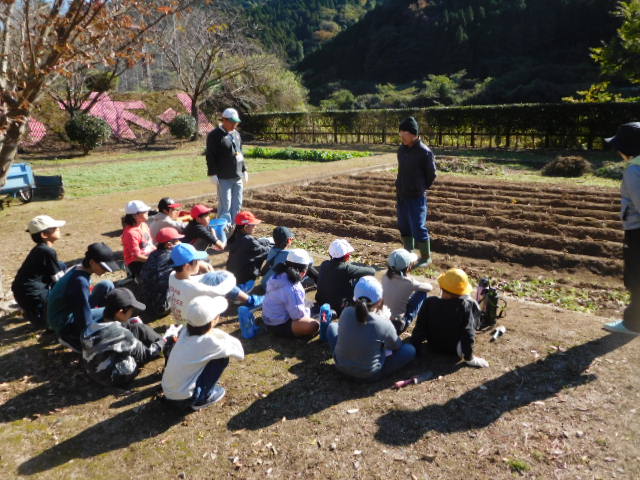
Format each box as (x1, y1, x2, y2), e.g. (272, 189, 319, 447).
(185, 296, 229, 327)
(329, 239, 354, 259)
(26, 215, 66, 234)
(286, 248, 312, 266)
(221, 108, 241, 123)
(125, 200, 151, 215)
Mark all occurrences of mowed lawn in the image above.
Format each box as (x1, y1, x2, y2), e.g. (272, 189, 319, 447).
(32, 155, 310, 199)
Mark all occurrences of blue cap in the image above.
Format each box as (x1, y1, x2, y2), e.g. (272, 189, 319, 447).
(170, 243, 208, 267)
(353, 275, 383, 303)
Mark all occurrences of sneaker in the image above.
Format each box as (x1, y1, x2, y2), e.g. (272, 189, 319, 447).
(191, 384, 226, 410)
(603, 320, 640, 336)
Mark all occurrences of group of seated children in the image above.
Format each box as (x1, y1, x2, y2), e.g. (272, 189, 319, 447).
(12, 203, 489, 411)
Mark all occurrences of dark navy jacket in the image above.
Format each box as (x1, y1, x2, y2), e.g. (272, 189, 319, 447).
(395, 139, 437, 198)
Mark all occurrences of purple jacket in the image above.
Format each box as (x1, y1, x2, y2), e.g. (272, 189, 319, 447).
(262, 273, 309, 326)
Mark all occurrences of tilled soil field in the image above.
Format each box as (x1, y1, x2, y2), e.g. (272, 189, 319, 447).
(246, 172, 622, 276)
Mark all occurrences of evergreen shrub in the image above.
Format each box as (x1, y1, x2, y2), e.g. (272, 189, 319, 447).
(169, 114, 197, 139)
(65, 113, 112, 154)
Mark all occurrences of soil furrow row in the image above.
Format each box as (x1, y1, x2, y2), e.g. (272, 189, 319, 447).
(245, 199, 622, 258)
(292, 185, 622, 222)
(249, 191, 622, 242)
(248, 207, 622, 276)
(349, 175, 621, 201)
(312, 184, 619, 214)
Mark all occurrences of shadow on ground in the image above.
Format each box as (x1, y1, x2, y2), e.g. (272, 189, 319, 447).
(17, 398, 184, 476)
(374, 333, 634, 446)
(228, 331, 463, 431)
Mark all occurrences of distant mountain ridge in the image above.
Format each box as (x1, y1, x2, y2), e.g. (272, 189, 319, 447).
(243, 0, 381, 63)
(296, 0, 620, 104)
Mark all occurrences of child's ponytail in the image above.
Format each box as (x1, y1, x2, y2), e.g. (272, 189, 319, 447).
(273, 261, 306, 284)
(354, 297, 373, 324)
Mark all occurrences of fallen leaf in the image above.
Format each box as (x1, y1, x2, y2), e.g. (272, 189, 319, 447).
(347, 408, 359, 414)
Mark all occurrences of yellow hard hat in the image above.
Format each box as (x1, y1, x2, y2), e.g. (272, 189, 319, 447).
(437, 268, 472, 296)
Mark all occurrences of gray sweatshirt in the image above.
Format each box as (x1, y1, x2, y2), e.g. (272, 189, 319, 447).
(621, 159, 640, 231)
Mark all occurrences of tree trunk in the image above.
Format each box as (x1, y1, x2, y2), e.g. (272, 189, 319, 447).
(0, 119, 28, 187)
(190, 94, 200, 141)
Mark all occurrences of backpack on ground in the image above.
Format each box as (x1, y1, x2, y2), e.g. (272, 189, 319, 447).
(474, 278, 507, 330)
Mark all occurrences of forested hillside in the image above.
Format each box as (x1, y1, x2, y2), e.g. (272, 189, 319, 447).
(297, 0, 621, 104)
(243, 0, 380, 62)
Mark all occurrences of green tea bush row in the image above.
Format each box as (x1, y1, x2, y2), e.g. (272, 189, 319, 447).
(245, 146, 370, 162)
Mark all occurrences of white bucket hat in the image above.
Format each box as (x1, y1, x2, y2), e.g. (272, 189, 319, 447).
(328, 239, 354, 259)
(185, 296, 229, 327)
(286, 248, 312, 266)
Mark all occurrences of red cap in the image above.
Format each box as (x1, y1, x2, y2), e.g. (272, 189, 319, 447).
(235, 211, 262, 225)
(156, 227, 184, 244)
(190, 204, 213, 218)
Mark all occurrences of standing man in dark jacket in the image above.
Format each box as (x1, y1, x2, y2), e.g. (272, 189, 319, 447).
(206, 108, 248, 224)
(396, 116, 437, 266)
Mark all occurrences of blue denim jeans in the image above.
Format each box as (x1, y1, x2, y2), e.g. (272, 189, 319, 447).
(89, 280, 115, 308)
(397, 195, 429, 242)
(404, 291, 427, 328)
(217, 178, 243, 223)
(192, 357, 229, 405)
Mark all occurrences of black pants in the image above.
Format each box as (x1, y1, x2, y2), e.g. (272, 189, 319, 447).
(124, 321, 162, 346)
(623, 229, 640, 331)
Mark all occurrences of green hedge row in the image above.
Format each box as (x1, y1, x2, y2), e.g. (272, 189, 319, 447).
(244, 146, 371, 162)
(241, 103, 640, 150)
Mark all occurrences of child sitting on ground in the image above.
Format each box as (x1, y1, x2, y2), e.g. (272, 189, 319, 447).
(315, 239, 375, 315)
(162, 295, 244, 410)
(138, 227, 189, 321)
(382, 248, 433, 334)
(182, 204, 224, 252)
(81, 288, 177, 387)
(325, 276, 416, 381)
(121, 200, 156, 278)
(167, 243, 256, 323)
(12, 215, 67, 328)
(260, 226, 319, 290)
(409, 268, 489, 368)
(262, 249, 319, 338)
(47, 243, 117, 352)
(226, 211, 272, 291)
(148, 197, 186, 241)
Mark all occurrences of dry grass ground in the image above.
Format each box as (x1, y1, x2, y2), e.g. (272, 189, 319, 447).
(0, 152, 638, 479)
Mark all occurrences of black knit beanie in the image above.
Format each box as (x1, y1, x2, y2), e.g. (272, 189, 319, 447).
(399, 116, 419, 135)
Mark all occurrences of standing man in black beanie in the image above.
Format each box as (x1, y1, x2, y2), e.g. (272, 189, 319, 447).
(395, 116, 437, 267)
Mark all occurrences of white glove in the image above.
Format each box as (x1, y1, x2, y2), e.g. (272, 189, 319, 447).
(466, 356, 489, 368)
(209, 175, 218, 184)
(243, 171, 249, 183)
(163, 324, 181, 340)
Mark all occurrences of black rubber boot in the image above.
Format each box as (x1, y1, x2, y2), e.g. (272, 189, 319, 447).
(401, 236, 415, 251)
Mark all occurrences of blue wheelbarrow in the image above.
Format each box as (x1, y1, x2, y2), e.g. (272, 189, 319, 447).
(0, 163, 35, 203)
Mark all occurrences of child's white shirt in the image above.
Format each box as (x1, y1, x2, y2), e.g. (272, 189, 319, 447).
(168, 272, 228, 323)
(161, 327, 244, 400)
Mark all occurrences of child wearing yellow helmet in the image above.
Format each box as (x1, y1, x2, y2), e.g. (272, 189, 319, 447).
(409, 268, 489, 368)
